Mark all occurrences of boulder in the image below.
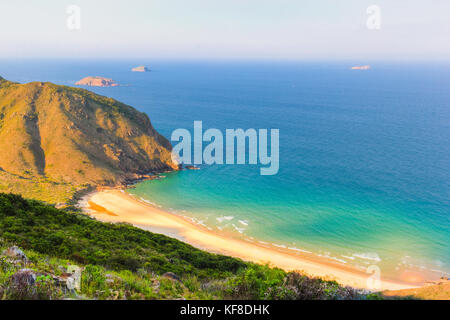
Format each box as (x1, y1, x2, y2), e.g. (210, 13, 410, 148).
(9, 268, 37, 287)
(162, 272, 181, 282)
(2, 246, 28, 262)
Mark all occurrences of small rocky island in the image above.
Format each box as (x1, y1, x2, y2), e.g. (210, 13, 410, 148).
(75, 76, 119, 87)
(351, 65, 371, 70)
(131, 66, 150, 72)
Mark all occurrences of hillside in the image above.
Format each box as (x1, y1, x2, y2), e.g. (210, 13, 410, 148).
(0, 77, 177, 203)
(382, 280, 450, 300)
(0, 193, 368, 300)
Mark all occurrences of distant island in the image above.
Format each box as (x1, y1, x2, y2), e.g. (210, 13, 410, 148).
(131, 66, 150, 72)
(351, 65, 371, 70)
(75, 76, 119, 87)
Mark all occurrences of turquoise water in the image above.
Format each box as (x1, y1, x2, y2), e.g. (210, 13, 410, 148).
(1, 60, 449, 282)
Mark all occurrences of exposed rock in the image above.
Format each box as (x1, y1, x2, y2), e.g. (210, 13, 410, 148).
(59, 265, 82, 292)
(131, 66, 150, 72)
(2, 246, 28, 262)
(9, 269, 37, 288)
(75, 76, 119, 87)
(162, 272, 181, 282)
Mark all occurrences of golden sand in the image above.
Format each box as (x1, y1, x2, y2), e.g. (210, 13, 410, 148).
(80, 189, 419, 291)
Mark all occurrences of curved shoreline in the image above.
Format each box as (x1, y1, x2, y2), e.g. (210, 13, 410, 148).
(79, 189, 419, 291)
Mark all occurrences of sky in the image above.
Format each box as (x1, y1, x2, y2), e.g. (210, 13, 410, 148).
(0, 0, 449, 60)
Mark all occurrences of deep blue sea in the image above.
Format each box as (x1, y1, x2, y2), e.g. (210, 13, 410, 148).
(1, 59, 449, 282)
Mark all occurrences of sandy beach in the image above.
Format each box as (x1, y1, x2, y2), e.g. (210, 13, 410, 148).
(79, 189, 419, 291)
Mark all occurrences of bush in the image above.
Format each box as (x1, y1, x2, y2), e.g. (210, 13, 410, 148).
(0, 193, 246, 278)
(81, 264, 107, 297)
(3, 270, 62, 300)
(265, 272, 363, 300)
(228, 265, 286, 299)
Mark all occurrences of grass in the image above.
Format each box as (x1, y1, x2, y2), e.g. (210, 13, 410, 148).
(0, 170, 82, 204)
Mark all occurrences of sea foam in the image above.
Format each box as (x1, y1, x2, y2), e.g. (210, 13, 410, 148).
(216, 216, 234, 223)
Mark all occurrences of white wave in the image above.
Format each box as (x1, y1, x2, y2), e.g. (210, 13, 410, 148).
(196, 219, 205, 225)
(330, 257, 347, 264)
(216, 216, 234, 223)
(288, 247, 312, 254)
(231, 223, 245, 234)
(142, 199, 155, 206)
(352, 252, 381, 262)
(238, 220, 249, 226)
(341, 255, 355, 260)
(430, 268, 447, 273)
(184, 216, 196, 223)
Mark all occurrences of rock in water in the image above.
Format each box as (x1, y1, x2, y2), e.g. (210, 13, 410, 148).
(131, 66, 150, 72)
(75, 76, 119, 87)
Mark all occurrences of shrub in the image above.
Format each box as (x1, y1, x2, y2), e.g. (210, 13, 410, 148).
(0, 193, 247, 278)
(228, 264, 286, 299)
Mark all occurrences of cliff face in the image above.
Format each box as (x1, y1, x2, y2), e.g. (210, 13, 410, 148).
(0, 77, 177, 194)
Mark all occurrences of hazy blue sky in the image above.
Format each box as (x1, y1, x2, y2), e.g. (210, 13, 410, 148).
(0, 0, 449, 60)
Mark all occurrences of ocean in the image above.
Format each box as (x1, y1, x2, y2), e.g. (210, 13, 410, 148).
(1, 59, 449, 282)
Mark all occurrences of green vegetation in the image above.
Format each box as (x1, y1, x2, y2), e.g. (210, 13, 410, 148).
(0, 170, 81, 204)
(0, 193, 244, 278)
(0, 193, 370, 300)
